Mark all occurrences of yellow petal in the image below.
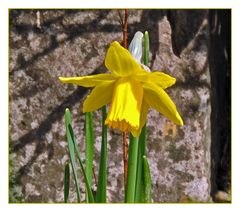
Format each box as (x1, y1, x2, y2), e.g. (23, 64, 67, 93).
(83, 81, 115, 112)
(105, 41, 142, 77)
(59, 74, 117, 87)
(105, 77, 143, 132)
(131, 99, 149, 137)
(135, 71, 176, 89)
(143, 82, 183, 125)
(149, 72, 176, 89)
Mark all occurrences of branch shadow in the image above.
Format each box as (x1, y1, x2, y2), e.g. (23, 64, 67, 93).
(167, 10, 208, 57)
(10, 62, 109, 178)
(10, 9, 168, 193)
(10, 9, 114, 77)
(10, 9, 230, 203)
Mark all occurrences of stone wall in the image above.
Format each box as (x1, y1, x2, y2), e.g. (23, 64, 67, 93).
(9, 9, 231, 203)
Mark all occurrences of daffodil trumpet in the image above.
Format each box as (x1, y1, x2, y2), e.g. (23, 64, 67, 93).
(59, 41, 183, 137)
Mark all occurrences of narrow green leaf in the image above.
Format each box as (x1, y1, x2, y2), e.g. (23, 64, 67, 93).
(64, 163, 70, 203)
(68, 124, 95, 203)
(125, 135, 139, 203)
(143, 155, 152, 203)
(134, 125, 146, 202)
(85, 112, 94, 202)
(65, 108, 81, 203)
(143, 31, 149, 66)
(96, 106, 107, 203)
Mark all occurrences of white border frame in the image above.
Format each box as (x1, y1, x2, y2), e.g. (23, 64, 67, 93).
(1, 1, 239, 211)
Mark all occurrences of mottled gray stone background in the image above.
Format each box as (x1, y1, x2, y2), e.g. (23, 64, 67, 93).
(9, 9, 231, 203)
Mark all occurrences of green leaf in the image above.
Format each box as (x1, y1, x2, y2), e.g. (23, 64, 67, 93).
(65, 108, 81, 203)
(143, 31, 149, 66)
(64, 163, 70, 203)
(143, 155, 152, 203)
(65, 108, 95, 203)
(125, 135, 139, 203)
(96, 106, 107, 203)
(68, 124, 95, 203)
(85, 112, 94, 202)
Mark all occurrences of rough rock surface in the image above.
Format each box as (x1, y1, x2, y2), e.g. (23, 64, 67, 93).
(9, 9, 231, 203)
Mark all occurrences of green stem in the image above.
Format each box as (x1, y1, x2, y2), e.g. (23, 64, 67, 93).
(134, 125, 146, 202)
(125, 135, 139, 203)
(96, 106, 107, 203)
(135, 31, 150, 202)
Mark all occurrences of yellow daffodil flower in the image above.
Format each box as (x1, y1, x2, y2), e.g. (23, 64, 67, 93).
(59, 41, 183, 137)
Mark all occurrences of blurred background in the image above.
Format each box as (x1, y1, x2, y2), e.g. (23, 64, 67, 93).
(9, 9, 231, 203)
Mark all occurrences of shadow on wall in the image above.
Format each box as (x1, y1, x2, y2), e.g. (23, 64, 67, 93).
(9, 9, 231, 202)
(166, 9, 231, 200)
(9, 9, 167, 185)
(208, 9, 231, 201)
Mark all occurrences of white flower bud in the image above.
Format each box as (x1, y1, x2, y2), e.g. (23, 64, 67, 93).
(128, 31, 143, 63)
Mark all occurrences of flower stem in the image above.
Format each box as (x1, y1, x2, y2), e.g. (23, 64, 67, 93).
(96, 106, 107, 203)
(123, 131, 128, 188)
(125, 135, 139, 202)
